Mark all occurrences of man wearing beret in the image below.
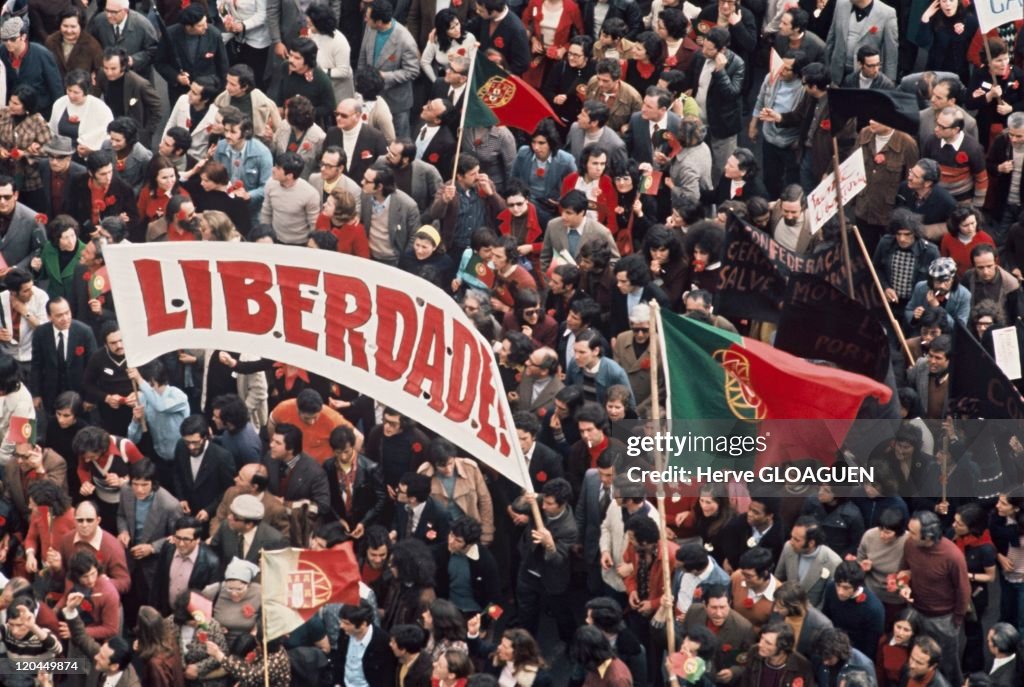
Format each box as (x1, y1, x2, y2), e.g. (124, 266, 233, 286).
(208, 493, 288, 577)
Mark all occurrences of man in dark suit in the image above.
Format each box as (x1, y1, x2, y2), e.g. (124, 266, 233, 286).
(150, 515, 221, 615)
(682, 583, 756, 683)
(515, 347, 564, 415)
(67, 150, 140, 239)
(377, 139, 443, 212)
(0, 175, 44, 273)
(30, 297, 96, 414)
(512, 411, 564, 491)
(436, 516, 501, 613)
(413, 97, 456, 179)
(207, 492, 287, 575)
(332, 600, 396, 687)
(428, 54, 468, 129)
(325, 424, 386, 538)
(576, 456, 615, 594)
(325, 98, 389, 185)
(96, 48, 162, 148)
(468, 0, 530, 75)
(623, 86, 681, 166)
(262, 422, 331, 518)
(154, 5, 229, 105)
(721, 496, 785, 571)
(391, 472, 450, 556)
(172, 414, 236, 523)
(23, 136, 86, 217)
(988, 623, 1020, 687)
(87, 0, 158, 79)
(388, 624, 432, 687)
(357, 166, 420, 266)
(609, 254, 670, 338)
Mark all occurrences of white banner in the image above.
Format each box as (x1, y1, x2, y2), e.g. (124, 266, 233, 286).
(808, 150, 867, 234)
(103, 243, 532, 490)
(974, 0, 1023, 34)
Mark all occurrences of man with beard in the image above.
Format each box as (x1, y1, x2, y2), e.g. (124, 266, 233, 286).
(874, 209, 940, 326)
(172, 414, 235, 524)
(81, 323, 134, 435)
(768, 184, 813, 253)
(740, 621, 815, 687)
(378, 139, 441, 213)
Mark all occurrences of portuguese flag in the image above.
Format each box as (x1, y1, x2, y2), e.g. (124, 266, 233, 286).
(657, 309, 891, 464)
(89, 266, 111, 299)
(465, 54, 559, 133)
(6, 416, 35, 445)
(262, 544, 360, 639)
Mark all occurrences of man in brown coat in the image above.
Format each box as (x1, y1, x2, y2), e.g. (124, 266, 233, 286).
(854, 120, 919, 255)
(3, 439, 67, 519)
(209, 462, 289, 539)
(416, 438, 495, 545)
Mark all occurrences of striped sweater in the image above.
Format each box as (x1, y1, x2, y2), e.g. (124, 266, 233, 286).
(922, 134, 989, 207)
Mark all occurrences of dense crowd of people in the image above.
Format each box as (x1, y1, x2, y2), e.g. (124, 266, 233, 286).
(0, 0, 1017, 685)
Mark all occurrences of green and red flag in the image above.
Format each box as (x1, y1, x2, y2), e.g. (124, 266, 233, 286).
(465, 54, 559, 133)
(262, 544, 360, 640)
(6, 416, 35, 445)
(657, 309, 891, 465)
(89, 266, 111, 299)
(465, 253, 496, 289)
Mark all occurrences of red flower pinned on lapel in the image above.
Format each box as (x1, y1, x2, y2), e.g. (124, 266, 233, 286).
(35, 213, 47, 225)
(301, 141, 312, 151)
(104, 195, 116, 207)
(494, 37, 505, 49)
(288, 143, 298, 152)
(74, 345, 85, 356)
(8, 148, 20, 159)
(665, 55, 678, 68)
(536, 168, 546, 178)
(692, 586, 703, 600)
(537, 407, 547, 417)
(721, 643, 733, 653)
(956, 151, 969, 164)
(241, 604, 255, 618)
(473, 138, 482, 145)
(425, 529, 437, 540)
(411, 441, 423, 453)
(204, 52, 214, 59)
(428, 152, 439, 163)
(360, 150, 372, 159)
(733, 186, 743, 198)
(743, 597, 754, 608)
(640, 358, 651, 369)
(361, 113, 368, 121)
(457, 48, 466, 56)
(873, 153, 885, 165)
(536, 470, 548, 482)
(68, 115, 79, 124)
(244, 651, 256, 664)
(180, 0, 190, 7)
(116, 159, 125, 171)
(868, 25, 878, 33)
(387, 54, 396, 62)
(792, 679, 804, 687)
(486, 604, 503, 620)
(299, 26, 309, 37)
(81, 599, 93, 613)
(819, 119, 831, 131)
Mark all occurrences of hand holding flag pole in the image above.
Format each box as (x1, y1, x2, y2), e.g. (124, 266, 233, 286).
(849, 226, 916, 369)
(648, 300, 675, 656)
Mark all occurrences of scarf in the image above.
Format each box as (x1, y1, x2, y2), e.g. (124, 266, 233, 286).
(955, 529, 994, 555)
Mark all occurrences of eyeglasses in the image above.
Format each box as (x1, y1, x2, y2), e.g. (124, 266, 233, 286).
(935, 123, 957, 130)
(567, 51, 585, 58)
(173, 534, 196, 542)
(320, 162, 339, 168)
(523, 307, 541, 315)
(0, 194, 15, 201)
(223, 584, 248, 594)
(631, 327, 650, 334)
(13, 452, 32, 460)
(508, 201, 527, 207)
(76, 518, 96, 523)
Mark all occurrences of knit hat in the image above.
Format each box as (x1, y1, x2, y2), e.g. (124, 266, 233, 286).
(0, 17, 25, 41)
(224, 557, 260, 583)
(413, 225, 441, 248)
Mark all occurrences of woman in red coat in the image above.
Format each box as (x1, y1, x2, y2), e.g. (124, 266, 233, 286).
(561, 145, 616, 228)
(875, 610, 919, 687)
(497, 181, 546, 287)
(520, 0, 584, 89)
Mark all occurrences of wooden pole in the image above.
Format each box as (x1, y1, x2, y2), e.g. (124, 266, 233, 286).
(849, 225, 917, 368)
(981, 38, 1007, 110)
(649, 301, 676, 657)
(831, 138, 856, 296)
(450, 53, 478, 183)
(261, 551, 270, 687)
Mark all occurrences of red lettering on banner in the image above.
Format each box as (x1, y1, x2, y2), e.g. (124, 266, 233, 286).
(323, 274, 371, 371)
(375, 287, 417, 381)
(135, 259, 187, 335)
(180, 261, 212, 329)
(277, 265, 321, 351)
(445, 321, 480, 422)
(474, 339, 510, 456)
(219, 262, 276, 334)
(404, 304, 446, 413)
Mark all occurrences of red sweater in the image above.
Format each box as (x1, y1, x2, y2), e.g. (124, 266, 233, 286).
(940, 230, 995, 277)
(902, 536, 971, 625)
(59, 574, 120, 640)
(57, 529, 131, 596)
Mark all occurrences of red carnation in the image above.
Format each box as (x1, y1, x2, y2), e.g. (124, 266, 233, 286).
(537, 407, 547, 417)
(640, 358, 651, 369)
(743, 597, 754, 608)
(536, 168, 546, 178)
(302, 141, 311, 151)
(792, 679, 804, 687)
(35, 213, 47, 225)
(426, 529, 437, 540)
(8, 148, 20, 160)
(116, 159, 125, 171)
(360, 150, 372, 159)
(412, 441, 423, 453)
(820, 119, 831, 131)
(494, 37, 505, 49)
(181, 0, 190, 7)
(453, 0, 462, 6)
(245, 651, 256, 664)
(196, 630, 209, 643)
(104, 195, 116, 207)
(733, 186, 743, 198)
(665, 56, 678, 67)
(868, 25, 878, 33)
(486, 604, 503, 620)
(536, 470, 548, 482)
(721, 643, 733, 653)
(873, 153, 885, 165)
(956, 151, 969, 164)
(473, 138, 483, 146)
(81, 599, 92, 613)
(242, 604, 255, 618)
(74, 345, 84, 356)
(299, 27, 309, 36)
(288, 143, 298, 152)
(457, 48, 466, 56)
(692, 586, 703, 600)
(68, 115, 79, 124)
(855, 592, 867, 603)
(92, 200, 105, 213)
(428, 153, 439, 163)
(185, 118, 192, 128)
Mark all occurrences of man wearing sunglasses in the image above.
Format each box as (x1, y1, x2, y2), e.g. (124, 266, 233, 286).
(51, 500, 131, 596)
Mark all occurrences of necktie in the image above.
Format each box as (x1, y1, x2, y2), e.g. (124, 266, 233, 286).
(404, 506, 415, 539)
(238, 532, 247, 559)
(419, 128, 427, 141)
(113, 25, 121, 42)
(599, 486, 611, 516)
(11, 308, 20, 341)
(57, 331, 65, 362)
(568, 229, 581, 256)
(278, 461, 290, 495)
(447, 88, 455, 102)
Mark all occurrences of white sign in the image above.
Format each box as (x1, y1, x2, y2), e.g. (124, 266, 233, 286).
(974, 0, 1023, 34)
(808, 150, 867, 234)
(102, 243, 533, 490)
(992, 326, 1022, 380)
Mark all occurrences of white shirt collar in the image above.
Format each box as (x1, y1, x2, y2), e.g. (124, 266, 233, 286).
(353, 624, 374, 648)
(74, 527, 104, 550)
(991, 654, 1016, 674)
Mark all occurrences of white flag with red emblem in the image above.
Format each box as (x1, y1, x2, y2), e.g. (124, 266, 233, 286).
(262, 544, 361, 640)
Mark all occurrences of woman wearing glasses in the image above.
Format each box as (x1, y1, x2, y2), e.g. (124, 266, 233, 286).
(201, 558, 262, 645)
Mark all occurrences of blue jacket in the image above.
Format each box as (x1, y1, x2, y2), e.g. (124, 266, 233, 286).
(127, 381, 190, 462)
(213, 138, 273, 212)
(1, 44, 63, 115)
(565, 356, 635, 408)
(905, 281, 971, 329)
(510, 147, 577, 207)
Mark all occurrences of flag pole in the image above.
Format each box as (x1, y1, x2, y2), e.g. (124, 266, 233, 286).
(450, 53, 479, 183)
(648, 300, 676, 659)
(849, 224, 917, 369)
(831, 138, 856, 296)
(261, 551, 270, 687)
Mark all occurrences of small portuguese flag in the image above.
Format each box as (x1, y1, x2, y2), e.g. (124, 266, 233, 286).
(465, 54, 560, 133)
(89, 266, 111, 299)
(465, 253, 496, 289)
(657, 310, 891, 466)
(6, 416, 36, 445)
